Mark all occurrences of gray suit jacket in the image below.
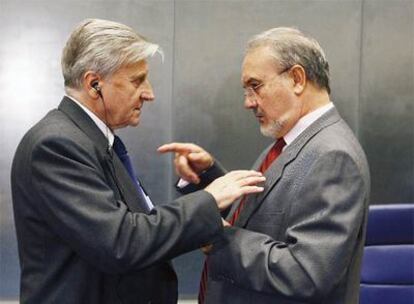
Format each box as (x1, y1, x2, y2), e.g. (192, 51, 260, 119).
(194, 108, 370, 304)
(11, 97, 222, 304)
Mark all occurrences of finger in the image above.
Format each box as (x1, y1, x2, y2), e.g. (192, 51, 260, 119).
(239, 185, 265, 195)
(158, 142, 202, 154)
(158, 143, 186, 153)
(237, 176, 266, 187)
(228, 170, 263, 177)
(176, 155, 200, 184)
(225, 170, 264, 180)
(175, 155, 191, 177)
(188, 152, 208, 161)
(174, 152, 182, 163)
(188, 152, 214, 167)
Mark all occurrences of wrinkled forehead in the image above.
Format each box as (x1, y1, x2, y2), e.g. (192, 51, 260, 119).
(241, 46, 280, 85)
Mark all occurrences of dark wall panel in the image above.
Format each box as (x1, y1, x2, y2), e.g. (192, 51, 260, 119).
(359, 0, 414, 204)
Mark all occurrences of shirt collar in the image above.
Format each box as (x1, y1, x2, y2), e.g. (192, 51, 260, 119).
(66, 95, 115, 147)
(284, 102, 334, 146)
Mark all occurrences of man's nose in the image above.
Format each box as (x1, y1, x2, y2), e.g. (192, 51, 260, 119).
(244, 96, 257, 109)
(141, 81, 155, 102)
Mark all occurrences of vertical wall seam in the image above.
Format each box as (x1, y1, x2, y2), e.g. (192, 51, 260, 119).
(167, 0, 177, 203)
(357, 0, 365, 139)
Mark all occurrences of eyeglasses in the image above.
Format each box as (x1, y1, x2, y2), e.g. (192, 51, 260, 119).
(243, 82, 264, 101)
(243, 66, 292, 102)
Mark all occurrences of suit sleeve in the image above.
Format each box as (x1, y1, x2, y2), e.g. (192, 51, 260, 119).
(30, 136, 223, 274)
(176, 161, 231, 218)
(176, 161, 227, 194)
(208, 151, 368, 301)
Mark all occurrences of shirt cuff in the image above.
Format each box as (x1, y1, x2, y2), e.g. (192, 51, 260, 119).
(177, 178, 190, 188)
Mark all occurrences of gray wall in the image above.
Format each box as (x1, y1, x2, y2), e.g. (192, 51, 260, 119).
(0, 0, 413, 300)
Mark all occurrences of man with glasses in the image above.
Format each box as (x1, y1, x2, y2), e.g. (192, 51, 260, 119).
(159, 27, 370, 304)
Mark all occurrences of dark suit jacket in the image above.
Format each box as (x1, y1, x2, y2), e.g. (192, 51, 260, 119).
(11, 97, 223, 304)
(187, 108, 370, 304)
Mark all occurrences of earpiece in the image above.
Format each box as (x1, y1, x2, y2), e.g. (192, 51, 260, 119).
(91, 81, 109, 147)
(92, 82, 101, 93)
(92, 82, 103, 99)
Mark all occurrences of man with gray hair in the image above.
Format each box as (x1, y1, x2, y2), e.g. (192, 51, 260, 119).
(11, 19, 265, 304)
(160, 27, 370, 303)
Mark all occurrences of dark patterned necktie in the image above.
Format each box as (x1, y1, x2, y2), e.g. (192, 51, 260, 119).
(229, 137, 286, 224)
(112, 135, 152, 212)
(198, 137, 286, 304)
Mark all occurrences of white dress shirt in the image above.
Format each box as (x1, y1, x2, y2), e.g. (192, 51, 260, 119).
(283, 102, 334, 149)
(66, 95, 154, 210)
(67, 95, 115, 147)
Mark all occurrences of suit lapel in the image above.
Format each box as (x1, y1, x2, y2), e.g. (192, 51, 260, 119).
(58, 97, 147, 213)
(235, 108, 342, 227)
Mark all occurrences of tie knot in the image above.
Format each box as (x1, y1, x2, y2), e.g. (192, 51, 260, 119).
(259, 137, 286, 173)
(274, 137, 286, 152)
(113, 135, 128, 157)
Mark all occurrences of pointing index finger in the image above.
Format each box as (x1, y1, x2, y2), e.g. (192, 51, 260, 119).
(157, 142, 201, 154)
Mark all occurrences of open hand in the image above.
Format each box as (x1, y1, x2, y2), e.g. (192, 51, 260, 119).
(205, 170, 265, 210)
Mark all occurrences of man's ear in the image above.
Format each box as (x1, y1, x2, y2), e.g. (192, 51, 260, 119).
(290, 65, 306, 95)
(83, 71, 101, 98)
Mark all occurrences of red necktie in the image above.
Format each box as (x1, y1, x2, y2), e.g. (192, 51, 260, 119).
(198, 138, 286, 303)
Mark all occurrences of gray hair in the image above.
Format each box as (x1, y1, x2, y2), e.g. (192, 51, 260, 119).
(247, 27, 331, 94)
(62, 18, 162, 89)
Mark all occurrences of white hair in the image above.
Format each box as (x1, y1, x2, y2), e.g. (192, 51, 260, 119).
(247, 27, 331, 94)
(61, 18, 163, 89)
(260, 119, 283, 138)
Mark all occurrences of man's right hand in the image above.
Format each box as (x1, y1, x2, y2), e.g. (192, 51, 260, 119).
(205, 170, 265, 210)
(158, 142, 214, 184)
